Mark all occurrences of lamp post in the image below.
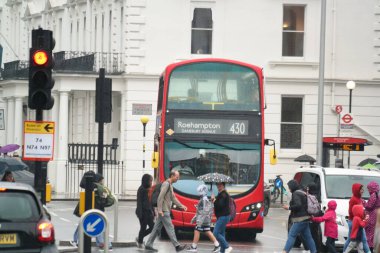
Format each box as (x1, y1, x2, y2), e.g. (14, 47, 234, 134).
(346, 80, 356, 168)
(140, 116, 149, 169)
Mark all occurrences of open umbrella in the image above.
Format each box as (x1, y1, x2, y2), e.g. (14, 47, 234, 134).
(358, 158, 378, 167)
(361, 163, 377, 169)
(0, 144, 20, 154)
(197, 172, 234, 190)
(294, 154, 316, 165)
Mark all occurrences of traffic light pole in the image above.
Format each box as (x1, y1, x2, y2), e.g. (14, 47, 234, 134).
(97, 69, 105, 176)
(34, 109, 47, 205)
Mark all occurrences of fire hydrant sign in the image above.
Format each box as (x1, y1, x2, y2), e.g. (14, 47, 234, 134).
(23, 121, 55, 161)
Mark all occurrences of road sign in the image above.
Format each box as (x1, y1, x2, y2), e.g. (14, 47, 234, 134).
(342, 113, 353, 124)
(335, 105, 342, 114)
(82, 212, 106, 237)
(23, 121, 55, 161)
(340, 112, 354, 134)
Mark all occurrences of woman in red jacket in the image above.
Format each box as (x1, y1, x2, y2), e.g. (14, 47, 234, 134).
(344, 205, 369, 253)
(312, 200, 338, 253)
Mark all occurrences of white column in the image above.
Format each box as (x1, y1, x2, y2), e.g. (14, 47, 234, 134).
(6, 98, 15, 144)
(13, 97, 23, 147)
(56, 91, 69, 193)
(48, 92, 60, 191)
(119, 91, 126, 161)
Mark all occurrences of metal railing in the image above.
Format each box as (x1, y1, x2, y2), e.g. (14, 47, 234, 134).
(1, 51, 125, 79)
(68, 143, 118, 164)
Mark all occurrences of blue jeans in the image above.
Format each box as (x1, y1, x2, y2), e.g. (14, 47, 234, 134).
(213, 215, 230, 253)
(73, 225, 112, 247)
(343, 220, 370, 253)
(284, 221, 316, 253)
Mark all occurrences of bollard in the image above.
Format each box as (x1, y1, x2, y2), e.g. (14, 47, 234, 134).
(45, 183, 51, 203)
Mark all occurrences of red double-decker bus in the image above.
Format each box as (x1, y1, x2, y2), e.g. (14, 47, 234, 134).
(152, 58, 274, 240)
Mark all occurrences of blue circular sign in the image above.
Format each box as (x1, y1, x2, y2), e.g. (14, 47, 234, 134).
(274, 178, 283, 188)
(82, 212, 106, 237)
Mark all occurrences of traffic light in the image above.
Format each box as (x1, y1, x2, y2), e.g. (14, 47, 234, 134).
(28, 28, 55, 110)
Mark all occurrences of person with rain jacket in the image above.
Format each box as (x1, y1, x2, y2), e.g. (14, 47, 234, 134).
(344, 204, 369, 253)
(364, 181, 380, 252)
(135, 174, 154, 248)
(312, 200, 338, 253)
(282, 180, 316, 253)
(186, 184, 220, 252)
(343, 184, 370, 253)
(1, 170, 15, 182)
(307, 182, 324, 252)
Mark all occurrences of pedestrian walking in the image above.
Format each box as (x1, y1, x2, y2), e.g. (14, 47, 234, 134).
(373, 209, 380, 253)
(135, 174, 154, 248)
(344, 204, 369, 253)
(187, 184, 220, 252)
(364, 181, 380, 252)
(212, 182, 233, 253)
(312, 200, 338, 253)
(71, 173, 114, 251)
(343, 183, 371, 253)
(144, 169, 187, 252)
(1, 170, 15, 182)
(282, 180, 316, 253)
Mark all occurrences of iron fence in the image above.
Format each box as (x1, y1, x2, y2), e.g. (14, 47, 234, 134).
(1, 51, 124, 79)
(65, 160, 124, 197)
(68, 143, 118, 164)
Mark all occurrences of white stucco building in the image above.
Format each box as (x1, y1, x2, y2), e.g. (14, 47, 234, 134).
(0, 0, 379, 196)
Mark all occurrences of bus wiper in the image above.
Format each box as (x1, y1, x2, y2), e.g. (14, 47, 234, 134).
(203, 140, 240, 151)
(173, 139, 196, 149)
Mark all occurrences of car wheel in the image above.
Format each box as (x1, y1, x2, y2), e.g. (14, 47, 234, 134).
(264, 198, 270, 216)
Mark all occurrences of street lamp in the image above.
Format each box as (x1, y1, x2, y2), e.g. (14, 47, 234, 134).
(346, 80, 356, 113)
(346, 80, 356, 168)
(140, 116, 149, 169)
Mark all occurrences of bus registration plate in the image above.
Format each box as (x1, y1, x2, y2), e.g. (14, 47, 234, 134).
(0, 233, 17, 244)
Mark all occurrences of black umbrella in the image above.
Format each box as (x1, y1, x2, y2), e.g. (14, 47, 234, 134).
(197, 173, 234, 190)
(294, 154, 316, 165)
(358, 158, 378, 167)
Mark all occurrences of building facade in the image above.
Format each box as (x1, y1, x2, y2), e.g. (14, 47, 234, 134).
(0, 0, 379, 195)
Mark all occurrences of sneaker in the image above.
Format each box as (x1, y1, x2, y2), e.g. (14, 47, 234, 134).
(176, 244, 187, 252)
(135, 237, 143, 248)
(186, 245, 197, 252)
(225, 246, 233, 253)
(98, 243, 105, 250)
(145, 245, 159, 252)
(69, 240, 78, 248)
(212, 245, 220, 252)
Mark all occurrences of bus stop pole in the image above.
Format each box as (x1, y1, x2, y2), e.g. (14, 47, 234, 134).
(113, 196, 119, 242)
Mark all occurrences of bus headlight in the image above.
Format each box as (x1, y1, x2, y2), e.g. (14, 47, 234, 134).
(241, 202, 263, 212)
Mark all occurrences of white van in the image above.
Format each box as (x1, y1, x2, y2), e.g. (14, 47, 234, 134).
(291, 166, 380, 247)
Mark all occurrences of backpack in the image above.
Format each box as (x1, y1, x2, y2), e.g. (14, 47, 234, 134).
(151, 182, 170, 207)
(229, 196, 237, 221)
(296, 190, 321, 215)
(94, 183, 115, 207)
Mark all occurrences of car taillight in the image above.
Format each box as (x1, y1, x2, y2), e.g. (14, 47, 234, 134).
(37, 220, 54, 243)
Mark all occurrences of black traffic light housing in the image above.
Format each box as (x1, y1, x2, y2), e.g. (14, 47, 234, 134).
(28, 28, 55, 110)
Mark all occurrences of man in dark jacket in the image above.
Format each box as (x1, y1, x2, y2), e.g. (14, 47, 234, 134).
(282, 180, 316, 253)
(135, 174, 154, 248)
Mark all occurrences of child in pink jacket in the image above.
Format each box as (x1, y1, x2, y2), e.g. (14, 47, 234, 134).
(312, 200, 338, 253)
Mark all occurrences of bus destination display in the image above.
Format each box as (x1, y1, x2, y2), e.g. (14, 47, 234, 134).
(174, 118, 248, 135)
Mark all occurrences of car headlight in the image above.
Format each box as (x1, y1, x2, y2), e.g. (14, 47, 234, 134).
(336, 215, 345, 226)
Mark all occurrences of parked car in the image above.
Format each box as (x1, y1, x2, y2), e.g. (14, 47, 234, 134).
(289, 165, 380, 250)
(0, 182, 57, 252)
(263, 181, 271, 216)
(0, 157, 34, 186)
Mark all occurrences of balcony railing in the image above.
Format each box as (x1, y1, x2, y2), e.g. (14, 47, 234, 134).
(1, 51, 125, 80)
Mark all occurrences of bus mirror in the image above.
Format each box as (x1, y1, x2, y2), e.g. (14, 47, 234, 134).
(151, 152, 159, 168)
(270, 147, 277, 165)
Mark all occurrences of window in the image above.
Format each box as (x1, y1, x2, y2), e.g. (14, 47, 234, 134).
(282, 5, 305, 57)
(191, 8, 212, 55)
(281, 97, 303, 149)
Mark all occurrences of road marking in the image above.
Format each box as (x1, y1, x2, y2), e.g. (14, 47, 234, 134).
(59, 217, 71, 223)
(260, 234, 286, 241)
(49, 211, 58, 217)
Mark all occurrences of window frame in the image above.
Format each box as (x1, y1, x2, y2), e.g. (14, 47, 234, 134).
(191, 7, 213, 55)
(282, 4, 306, 57)
(280, 95, 304, 150)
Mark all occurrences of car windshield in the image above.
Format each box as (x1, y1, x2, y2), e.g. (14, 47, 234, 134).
(164, 140, 261, 197)
(0, 192, 40, 221)
(325, 175, 380, 199)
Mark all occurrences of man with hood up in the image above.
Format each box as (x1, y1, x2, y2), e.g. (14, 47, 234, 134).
(282, 180, 316, 253)
(344, 204, 368, 253)
(343, 184, 370, 253)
